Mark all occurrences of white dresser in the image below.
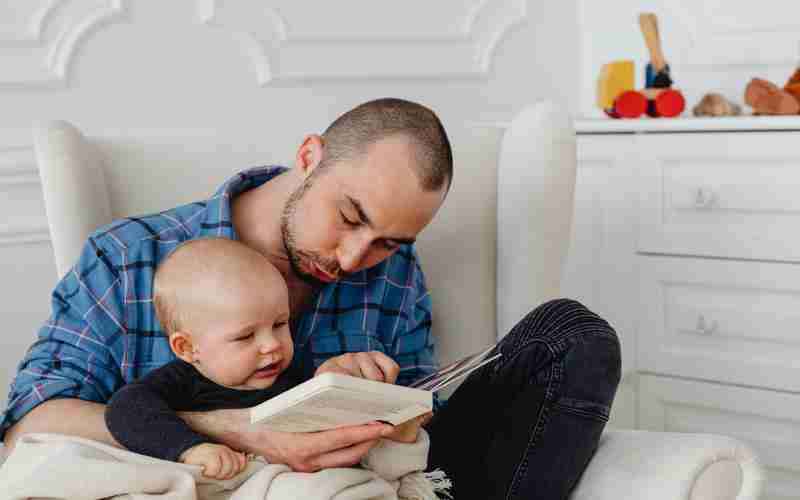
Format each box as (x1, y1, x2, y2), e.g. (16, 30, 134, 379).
(565, 117, 800, 500)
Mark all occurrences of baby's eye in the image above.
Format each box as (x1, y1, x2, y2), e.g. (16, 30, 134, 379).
(236, 332, 255, 341)
(274, 321, 288, 329)
(340, 211, 360, 227)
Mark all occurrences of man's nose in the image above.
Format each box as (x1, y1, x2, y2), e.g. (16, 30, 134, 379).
(337, 234, 372, 273)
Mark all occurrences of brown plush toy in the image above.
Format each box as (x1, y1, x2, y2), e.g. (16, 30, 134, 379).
(693, 93, 742, 117)
(785, 68, 800, 105)
(744, 77, 800, 115)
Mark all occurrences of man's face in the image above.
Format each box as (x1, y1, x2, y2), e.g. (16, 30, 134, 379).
(281, 135, 447, 285)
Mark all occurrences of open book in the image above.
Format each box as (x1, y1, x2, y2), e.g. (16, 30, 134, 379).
(250, 344, 501, 433)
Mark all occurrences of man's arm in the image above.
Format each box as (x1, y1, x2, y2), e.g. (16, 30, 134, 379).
(4, 398, 392, 473)
(1, 233, 127, 450)
(3, 399, 120, 453)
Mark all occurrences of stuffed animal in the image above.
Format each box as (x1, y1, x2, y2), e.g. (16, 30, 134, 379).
(692, 93, 742, 117)
(784, 68, 800, 105)
(744, 77, 800, 115)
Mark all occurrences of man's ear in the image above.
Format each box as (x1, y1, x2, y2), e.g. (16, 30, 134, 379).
(169, 332, 197, 363)
(294, 134, 324, 177)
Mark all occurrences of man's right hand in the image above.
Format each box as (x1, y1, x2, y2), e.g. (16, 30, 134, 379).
(185, 408, 395, 473)
(245, 421, 394, 472)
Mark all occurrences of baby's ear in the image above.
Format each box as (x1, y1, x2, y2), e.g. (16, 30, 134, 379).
(169, 332, 197, 363)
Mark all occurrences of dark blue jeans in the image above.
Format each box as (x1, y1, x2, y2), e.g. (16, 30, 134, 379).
(426, 299, 621, 500)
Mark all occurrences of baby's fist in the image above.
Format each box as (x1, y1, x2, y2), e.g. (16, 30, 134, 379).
(180, 442, 246, 479)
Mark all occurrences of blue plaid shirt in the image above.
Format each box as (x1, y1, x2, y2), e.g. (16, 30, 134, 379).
(1, 166, 438, 440)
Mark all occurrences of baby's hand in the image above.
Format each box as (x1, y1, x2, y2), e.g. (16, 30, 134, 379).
(180, 443, 247, 479)
(383, 412, 433, 443)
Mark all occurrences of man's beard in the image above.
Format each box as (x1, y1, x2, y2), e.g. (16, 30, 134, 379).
(280, 178, 340, 287)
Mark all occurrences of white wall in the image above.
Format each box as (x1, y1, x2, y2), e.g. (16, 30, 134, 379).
(0, 0, 579, 408)
(579, 0, 799, 117)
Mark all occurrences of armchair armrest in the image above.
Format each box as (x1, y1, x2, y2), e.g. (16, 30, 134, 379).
(571, 429, 764, 500)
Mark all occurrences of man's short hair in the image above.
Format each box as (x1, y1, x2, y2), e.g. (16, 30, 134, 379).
(321, 98, 453, 192)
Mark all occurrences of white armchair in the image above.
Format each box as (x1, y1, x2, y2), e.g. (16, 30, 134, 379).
(28, 104, 763, 499)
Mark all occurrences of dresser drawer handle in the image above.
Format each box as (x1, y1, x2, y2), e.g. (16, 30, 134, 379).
(695, 314, 718, 335)
(693, 187, 717, 210)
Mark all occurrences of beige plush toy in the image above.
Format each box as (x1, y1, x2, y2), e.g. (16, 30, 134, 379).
(692, 93, 742, 117)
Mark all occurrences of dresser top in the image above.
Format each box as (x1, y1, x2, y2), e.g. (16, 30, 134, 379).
(574, 115, 800, 134)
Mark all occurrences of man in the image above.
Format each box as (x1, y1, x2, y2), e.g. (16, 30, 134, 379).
(2, 98, 620, 499)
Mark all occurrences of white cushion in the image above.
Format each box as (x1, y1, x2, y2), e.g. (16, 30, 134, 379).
(571, 430, 764, 500)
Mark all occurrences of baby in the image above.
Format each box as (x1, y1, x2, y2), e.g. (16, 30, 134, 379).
(105, 238, 425, 480)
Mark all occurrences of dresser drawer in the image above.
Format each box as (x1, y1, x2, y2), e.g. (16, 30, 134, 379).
(635, 132, 800, 262)
(639, 374, 800, 500)
(638, 255, 800, 392)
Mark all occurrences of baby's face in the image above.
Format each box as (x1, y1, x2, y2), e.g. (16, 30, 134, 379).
(188, 272, 293, 390)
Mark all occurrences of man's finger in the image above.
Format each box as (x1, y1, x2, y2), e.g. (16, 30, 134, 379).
(418, 411, 434, 426)
(355, 352, 385, 382)
(334, 355, 361, 378)
(311, 439, 380, 470)
(369, 351, 399, 384)
(305, 422, 391, 453)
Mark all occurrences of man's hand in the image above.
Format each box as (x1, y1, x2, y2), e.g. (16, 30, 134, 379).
(180, 442, 247, 479)
(182, 408, 395, 473)
(246, 421, 394, 472)
(314, 351, 399, 383)
(383, 412, 433, 443)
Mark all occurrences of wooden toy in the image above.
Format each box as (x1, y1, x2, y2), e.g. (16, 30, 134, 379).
(595, 14, 685, 119)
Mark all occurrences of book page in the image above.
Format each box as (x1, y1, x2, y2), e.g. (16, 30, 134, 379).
(410, 344, 501, 392)
(253, 386, 430, 433)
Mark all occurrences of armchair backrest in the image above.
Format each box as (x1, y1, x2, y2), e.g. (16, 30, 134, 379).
(34, 103, 576, 363)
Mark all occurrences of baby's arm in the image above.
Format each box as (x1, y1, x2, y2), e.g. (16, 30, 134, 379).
(104, 361, 246, 478)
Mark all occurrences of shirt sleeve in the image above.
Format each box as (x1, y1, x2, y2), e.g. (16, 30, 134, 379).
(1, 232, 127, 442)
(391, 246, 439, 392)
(105, 361, 210, 461)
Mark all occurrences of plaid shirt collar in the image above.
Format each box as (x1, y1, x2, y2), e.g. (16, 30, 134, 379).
(198, 165, 289, 240)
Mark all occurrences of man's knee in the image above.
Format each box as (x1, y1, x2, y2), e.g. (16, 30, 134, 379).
(504, 298, 619, 346)
(564, 331, 621, 395)
(503, 299, 621, 407)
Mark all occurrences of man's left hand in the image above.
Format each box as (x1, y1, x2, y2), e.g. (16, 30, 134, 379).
(315, 351, 399, 384)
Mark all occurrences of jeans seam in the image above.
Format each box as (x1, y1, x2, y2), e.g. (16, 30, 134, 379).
(552, 401, 610, 423)
(505, 346, 562, 500)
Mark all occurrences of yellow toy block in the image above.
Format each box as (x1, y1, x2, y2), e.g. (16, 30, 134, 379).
(596, 60, 635, 110)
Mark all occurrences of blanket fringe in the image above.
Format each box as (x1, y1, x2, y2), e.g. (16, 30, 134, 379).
(398, 468, 453, 500)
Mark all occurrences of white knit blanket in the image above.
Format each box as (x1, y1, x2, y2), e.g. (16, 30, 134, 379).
(0, 432, 447, 500)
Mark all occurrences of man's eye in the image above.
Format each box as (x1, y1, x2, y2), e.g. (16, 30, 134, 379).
(340, 211, 360, 227)
(381, 240, 400, 251)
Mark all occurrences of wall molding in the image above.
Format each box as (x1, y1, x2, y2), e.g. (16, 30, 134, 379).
(0, 0, 128, 88)
(196, 0, 527, 85)
(0, 224, 51, 247)
(0, 146, 50, 246)
(0, 0, 61, 46)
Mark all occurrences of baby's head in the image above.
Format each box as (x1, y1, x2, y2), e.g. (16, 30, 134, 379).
(153, 238, 293, 390)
